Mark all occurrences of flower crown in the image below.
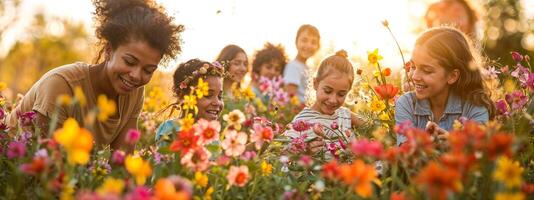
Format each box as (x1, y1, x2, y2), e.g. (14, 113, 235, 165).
(177, 61, 226, 91)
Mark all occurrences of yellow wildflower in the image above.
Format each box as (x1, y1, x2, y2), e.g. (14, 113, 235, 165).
(59, 183, 74, 200)
(56, 94, 72, 106)
(0, 96, 5, 106)
(0, 82, 7, 91)
(53, 118, 94, 165)
(254, 98, 267, 112)
(378, 112, 390, 120)
(196, 78, 209, 99)
(503, 79, 516, 93)
(125, 155, 152, 185)
(369, 97, 386, 112)
(367, 49, 383, 66)
(179, 113, 195, 131)
(97, 177, 125, 195)
(231, 83, 242, 99)
(493, 156, 524, 188)
(74, 86, 86, 106)
(97, 95, 117, 121)
(203, 187, 214, 200)
(242, 87, 256, 100)
(261, 160, 273, 176)
(452, 119, 463, 130)
(373, 70, 381, 78)
(194, 171, 209, 188)
(290, 96, 300, 106)
(182, 94, 198, 114)
(223, 109, 246, 130)
(495, 192, 525, 200)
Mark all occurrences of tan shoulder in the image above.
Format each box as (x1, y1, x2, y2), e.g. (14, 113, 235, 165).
(42, 62, 90, 82)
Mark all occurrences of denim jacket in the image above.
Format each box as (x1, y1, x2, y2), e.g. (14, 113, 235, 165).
(395, 92, 489, 145)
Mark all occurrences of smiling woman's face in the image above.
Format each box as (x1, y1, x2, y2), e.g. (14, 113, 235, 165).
(105, 40, 162, 95)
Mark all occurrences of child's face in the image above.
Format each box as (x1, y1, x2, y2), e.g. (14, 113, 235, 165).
(259, 59, 283, 79)
(197, 76, 224, 121)
(296, 30, 319, 60)
(312, 70, 351, 115)
(410, 45, 459, 101)
(227, 52, 248, 83)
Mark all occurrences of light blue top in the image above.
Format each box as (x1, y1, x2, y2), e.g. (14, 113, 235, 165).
(395, 92, 489, 145)
(283, 59, 308, 102)
(155, 119, 181, 146)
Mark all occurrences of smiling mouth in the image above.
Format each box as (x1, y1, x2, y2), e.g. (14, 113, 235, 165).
(120, 76, 139, 90)
(205, 109, 221, 118)
(414, 84, 428, 91)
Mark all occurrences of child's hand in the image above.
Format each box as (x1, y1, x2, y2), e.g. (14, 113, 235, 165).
(306, 136, 325, 154)
(425, 121, 449, 142)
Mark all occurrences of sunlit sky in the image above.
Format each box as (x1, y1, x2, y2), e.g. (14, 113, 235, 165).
(2, 0, 533, 72)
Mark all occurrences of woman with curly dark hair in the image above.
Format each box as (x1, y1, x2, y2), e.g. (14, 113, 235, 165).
(6, 0, 184, 150)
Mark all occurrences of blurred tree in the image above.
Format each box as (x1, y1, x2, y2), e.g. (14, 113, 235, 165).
(0, 0, 21, 40)
(483, 0, 534, 65)
(0, 12, 91, 94)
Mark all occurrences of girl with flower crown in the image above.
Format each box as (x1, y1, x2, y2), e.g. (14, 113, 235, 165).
(154, 59, 225, 144)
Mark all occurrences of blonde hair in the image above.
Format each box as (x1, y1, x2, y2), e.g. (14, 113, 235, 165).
(315, 50, 355, 86)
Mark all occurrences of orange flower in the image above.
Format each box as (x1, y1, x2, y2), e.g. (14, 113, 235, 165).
(338, 160, 377, 198)
(321, 160, 339, 180)
(154, 178, 191, 200)
(415, 162, 462, 200)
(487, 132, 514, 160)
(382, 68, 392, 76)
(227, 165, 249, 187)
(374, 84, 399, 100)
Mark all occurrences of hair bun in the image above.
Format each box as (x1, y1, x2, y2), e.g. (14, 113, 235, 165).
(335, 50, 348, 59)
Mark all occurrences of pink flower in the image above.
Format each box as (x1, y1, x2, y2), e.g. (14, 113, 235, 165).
(290, 134, 308, 153)
(240, 151, 257, 160)
(216, 155, 231, 166)
(227, 165, 249, 187)
(112, 150, 126, 165)
(351, 139, 384, 158)
(527, 73, 534, 92)
(505, 91, 528, 110)
(495, 99, 510, 116)
(194, 119, 221, 145)
(511, 51, 523, 62)
(0, 108, 5, 120)
(18, 111, 36, 127)
(298, 155, 314, 167)
(330, 121, 339, 130)
(221, 130, 247, 157)
(250, 124, 274, 149)
(125, 129, 141, 144)
(394, 120, 413, 135)
(292, 120, 312, 132)
(181, 147, 211, 171)
(511, 65, 530, 86)
(124, 186, 151, 200)
(7, 141, 26, 159)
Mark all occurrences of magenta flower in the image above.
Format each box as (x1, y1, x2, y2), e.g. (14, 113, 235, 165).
(527, 73, 534, 92)
(290, 134, 308, 153)
(18, 111, 36, 127)
(111, 150, 125, 165)
(330, 121, 339, 130)
(0, 108, 5, 120)
(124, 186, 151, 200)
(292, 120, 312, 132)
(7, 141, 26, 159)
(125, 129, 141, 144)
(511, 51, 523, 62)
(240, 151, 257, 161)
(394, 120, 414, 135)
(511, 65, 530, 86)
(350, 139, 384, 158)
(505, 91, 528, 110)
(298, 155, 314, 167)
(495, 99, 510, 116)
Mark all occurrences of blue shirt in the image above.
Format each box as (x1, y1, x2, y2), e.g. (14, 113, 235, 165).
(155, 119, 181, 146)
(395, 92, 489, 145)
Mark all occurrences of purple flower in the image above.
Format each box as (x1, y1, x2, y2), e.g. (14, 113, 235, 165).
(111, 150, 125, 165)
(240, 151, 257, 160)
(274, 89, 289, 105)
(511, 65, 530, 86)
(482, 66, 500, 79)
(527, 73, 534, 92)
(20, 131, 32, 144)
(505, 91, 528, 110)
(18, 111, 37, 127)
(511, 51, 523, 62)
(7, 141, 26, 159)
(496, 99, 510, 116)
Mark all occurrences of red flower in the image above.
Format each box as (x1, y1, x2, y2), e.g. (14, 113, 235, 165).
(169, 128, 200, 156)
(382, 68, 392, 76)
(415, 162, 462, 200)
(487, 132, 514, 159)
(321, 160, 339, 179)
(374, 84, 399, 100)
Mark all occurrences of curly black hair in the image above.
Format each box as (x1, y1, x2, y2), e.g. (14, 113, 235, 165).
(172, 59, 224, 98)
(92, 0, 184, 64)
(252, 42, 288, 75)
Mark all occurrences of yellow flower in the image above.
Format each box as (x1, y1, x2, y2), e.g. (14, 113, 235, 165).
(59, 184, 74, 200)
(261, 160, 273, 176)
(97, 177, 125, 195)
(367, 48, 383, 65)
(53, 118, 94, 165)
(231, 83, 242, 99)
(179, 113, 195, 131)
(56, 94, 72, 106)
(0, 82, 7, 91)
(204, 187, 214, 200)
(0, 96, 5, 106)
(194, 171, 209, 188)
(493, 156, 524, 188)
(254, 99, 267, 112)
(182, 94, 198, 114)
(125, 155, 152, 185)
(373, 70, 381, 78)
(242, 87, 256, 100)
(290, 96, 300, 106)
(378, 112, 390, 120)
(74, 86, 86, 106)
(495, 192, 525, 200)
(223, 109, 246, 130)
(452, 119, 463, 130)
(503, 79, 516, 93)
(369, 97, 386, 112)
(97, 95, 117, 121)
(196, 78, 210, 99)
